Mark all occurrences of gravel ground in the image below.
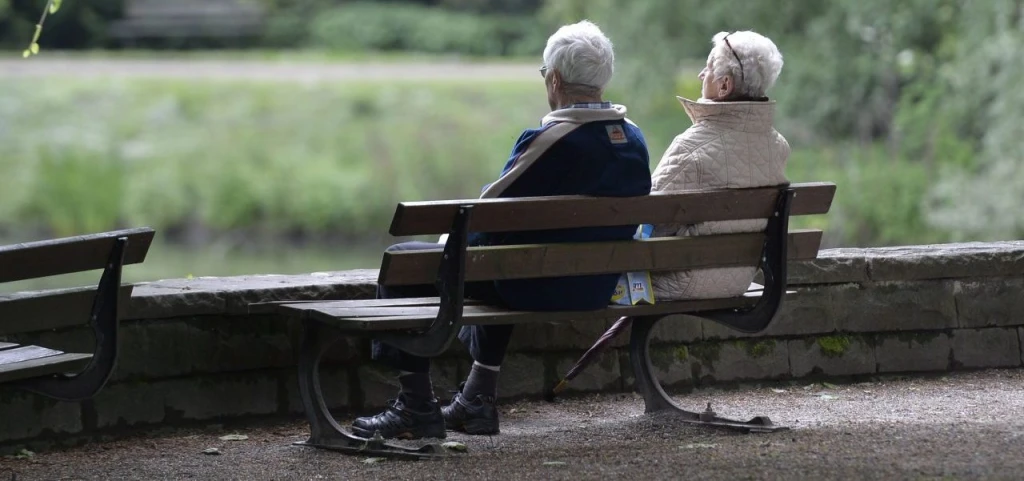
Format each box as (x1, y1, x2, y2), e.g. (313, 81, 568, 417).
(2, 369, 1022, 481)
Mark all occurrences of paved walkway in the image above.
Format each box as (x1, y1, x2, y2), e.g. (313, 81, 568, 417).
(0, 57, 537, 82)
(2, 369, 1022, 480)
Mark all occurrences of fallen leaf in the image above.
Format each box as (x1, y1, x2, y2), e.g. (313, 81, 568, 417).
(202, 448, 221, 455)
(363, 457, 386, 465)
(802, 384, 815, 391)
(681, 443, 718, 449)
(441, 442, 468, 453)
(13, 448, 34, 459)
(822, 382, 838, 389)
(819, 394, 837, 400)
(771, 388, 786, 394)
(543, 461, 567, 466)
(219, 434, 248, 441)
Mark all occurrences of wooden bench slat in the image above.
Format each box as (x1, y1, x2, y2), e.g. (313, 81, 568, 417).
(390, 182, 835, 236)
(0, 285, 135, 335)
(380, 229, 822, 286)
(0, 342, 19, 351)
(278, 295, 759, 331)
(0, 352, 92, 384)
(0, 228, 155, 283)
(0, 345, 65, 365)
(247, 297, 484, 315)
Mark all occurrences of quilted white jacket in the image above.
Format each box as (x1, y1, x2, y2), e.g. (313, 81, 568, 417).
(650, 97, 790, 300)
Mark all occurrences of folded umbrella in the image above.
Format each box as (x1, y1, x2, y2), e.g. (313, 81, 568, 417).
(544, 316, 634, 402)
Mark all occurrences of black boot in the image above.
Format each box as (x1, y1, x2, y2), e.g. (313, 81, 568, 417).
(442, 383, 500, 435)
(352, 394, 447, 440)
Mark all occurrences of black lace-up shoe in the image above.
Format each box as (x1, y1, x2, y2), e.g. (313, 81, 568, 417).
(442, 384, 500, 435)
(352, 395, 446, 440)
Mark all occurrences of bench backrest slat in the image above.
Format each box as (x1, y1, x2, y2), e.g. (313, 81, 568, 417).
(0, 228, 154, 284)
(389, 182, 835, 236)
(0, 286, 136, 335)
(379, 229, 822, 286)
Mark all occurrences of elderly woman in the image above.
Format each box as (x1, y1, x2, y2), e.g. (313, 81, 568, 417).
(353, 20, 651, 440)
(650, 30, 788, 301)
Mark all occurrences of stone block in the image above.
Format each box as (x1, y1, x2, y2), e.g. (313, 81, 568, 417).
(618, 349, 635, 392)
(0, 390, 82, 442)
(648, 315, 703, 345)
(863, 242, 1024, 282)
(496, 354, 545, 399)
(355, 365, 400, 409)
(833, 281, 957, 332)
(162, 374, 280, 420)
(113, 317, 296, 381)
(788, 254, 870, 285)
(1020, 328, 1024, 365)
(702, 285, 836, 340)
(955, 278, 1024, 328)
(353, 357, 461, 409)
(788, 335, 875, 378)
(284, 365, 352, 414)
(92, 381, 167, 429)
(127, 270, 379, 319)
(554, 350, 622, 393)
(951, 328, 1021, 369)
(507, 319, 615, 352)
(874, 333, 951, 373)
(646, 345, 694, 389)
(690, 339, 789, 383)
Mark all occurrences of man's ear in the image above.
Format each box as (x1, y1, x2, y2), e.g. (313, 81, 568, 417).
(550, 70, 561, 90)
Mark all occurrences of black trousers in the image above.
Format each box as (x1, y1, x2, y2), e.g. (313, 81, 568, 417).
(370, 242, 515, 373)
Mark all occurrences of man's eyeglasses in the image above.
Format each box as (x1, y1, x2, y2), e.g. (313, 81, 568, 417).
(723, 34, 745, 84)
(540, 65, 548, 78)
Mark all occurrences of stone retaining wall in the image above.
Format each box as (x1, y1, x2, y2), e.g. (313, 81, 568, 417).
(3, 242, 1024, 450)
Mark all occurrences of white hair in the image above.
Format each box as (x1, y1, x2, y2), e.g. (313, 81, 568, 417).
(542, 20, 615, 91)
(710, 31, 784, 98)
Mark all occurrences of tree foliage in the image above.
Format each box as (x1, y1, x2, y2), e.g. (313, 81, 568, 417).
(543, 0, 1024, 242)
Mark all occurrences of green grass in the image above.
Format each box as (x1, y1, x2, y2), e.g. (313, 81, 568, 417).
(0, 76, 549, 239)
(0, 59, 953, 288)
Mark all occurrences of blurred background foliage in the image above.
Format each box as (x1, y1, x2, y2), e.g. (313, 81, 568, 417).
(1, 0, 1022, 284)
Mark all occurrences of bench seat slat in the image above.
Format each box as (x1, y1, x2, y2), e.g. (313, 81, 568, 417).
(0, 345, 65, 364)
(248, 297, 485, 315)
(0, 285, 135, 335)
(0, 342, 18, 351)
(390, 182, 836, 236)
(380, 229, 822, 286)
(0, 227, 154, 283)
(0, 350, 92, 384)
(275, 295, 763, 331)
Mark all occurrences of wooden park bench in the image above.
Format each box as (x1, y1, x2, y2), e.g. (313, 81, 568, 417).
(255, 182, 836, 459)
(108, 0, 264, 45)
(0, 228, 154, 401)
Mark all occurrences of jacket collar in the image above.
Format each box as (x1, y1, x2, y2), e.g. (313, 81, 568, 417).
(677, 96, 776, 133)
(542, 103, 628, 126)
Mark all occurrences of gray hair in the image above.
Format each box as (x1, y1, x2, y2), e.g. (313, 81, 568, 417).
(710, 31, 784, 98)
(542, 20, 615, 92)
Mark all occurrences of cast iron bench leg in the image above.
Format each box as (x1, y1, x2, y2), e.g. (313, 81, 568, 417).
(19, 236, 128, 401)
(628, 315, 787, 433)
(293, 319, 444, 459)
(626, 189, 796, 433)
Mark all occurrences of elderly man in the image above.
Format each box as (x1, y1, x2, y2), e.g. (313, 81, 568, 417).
(352, 20, 652, 440)
(650, 30, 789, 301)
